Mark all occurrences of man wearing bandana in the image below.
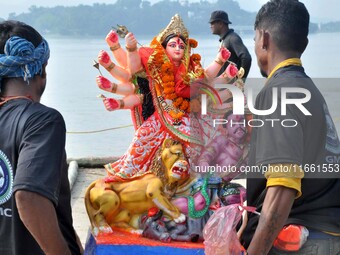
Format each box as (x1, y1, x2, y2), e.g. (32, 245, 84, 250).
(0, 21, 82, 255)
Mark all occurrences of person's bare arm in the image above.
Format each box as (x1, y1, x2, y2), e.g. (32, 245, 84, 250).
(15, 190, 71, 255)
(246, 186, 296, 255)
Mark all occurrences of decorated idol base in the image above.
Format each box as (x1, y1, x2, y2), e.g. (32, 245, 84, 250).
(84, 229, 204, 255)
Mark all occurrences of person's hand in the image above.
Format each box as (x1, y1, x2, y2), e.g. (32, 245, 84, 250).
(125, 32, 138, 51)
(99, 95, 121, 111)
(106, 30, 119, 47)
(216, 47, 231, 63)
(96, 75, 117, 93)
(223, 64, 238, 79)
(97, 50, 116, 71)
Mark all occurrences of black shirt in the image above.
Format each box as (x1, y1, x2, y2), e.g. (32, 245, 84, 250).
(219, 29, 252, 78)
(242, 65, 340, 247)
(0, 98, 81, 255)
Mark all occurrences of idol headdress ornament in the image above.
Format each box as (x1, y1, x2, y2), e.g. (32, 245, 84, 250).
(157, 14, 189, 43)
(112, 25, 129, 38)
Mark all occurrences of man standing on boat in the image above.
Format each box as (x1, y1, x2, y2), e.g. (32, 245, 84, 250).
(209, 10, 252, 78)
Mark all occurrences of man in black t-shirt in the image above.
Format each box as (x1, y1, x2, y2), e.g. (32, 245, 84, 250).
(0, 21, 82, 255)
(209, 10, 252, 78)
(242, 1, 340, 254)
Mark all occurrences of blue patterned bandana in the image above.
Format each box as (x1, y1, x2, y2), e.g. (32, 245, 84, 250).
(0, 36, 50, 83)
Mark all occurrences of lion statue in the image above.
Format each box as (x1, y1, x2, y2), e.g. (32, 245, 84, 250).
(85, 138, 193, 235)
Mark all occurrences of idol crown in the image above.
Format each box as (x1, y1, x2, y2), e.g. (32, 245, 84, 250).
(157, 14, 189, 43)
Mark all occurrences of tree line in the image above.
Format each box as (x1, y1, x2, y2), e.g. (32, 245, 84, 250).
(3, 0, 329, 37)
(4, 0, 256, 36)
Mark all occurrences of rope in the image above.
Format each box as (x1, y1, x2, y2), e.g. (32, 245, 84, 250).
(66, 124, 133, 134)
(65, 117, 340, 135)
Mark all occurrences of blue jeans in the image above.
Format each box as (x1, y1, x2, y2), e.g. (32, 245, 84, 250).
(269, 231, 340, 255)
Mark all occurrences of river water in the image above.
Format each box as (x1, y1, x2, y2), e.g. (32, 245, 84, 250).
(40, 33, 340, 158)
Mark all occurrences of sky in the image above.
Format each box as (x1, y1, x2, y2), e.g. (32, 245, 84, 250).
(0, 0, 339, 23)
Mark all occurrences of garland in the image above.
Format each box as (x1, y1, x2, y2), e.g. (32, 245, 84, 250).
(148, 37, 203, 120)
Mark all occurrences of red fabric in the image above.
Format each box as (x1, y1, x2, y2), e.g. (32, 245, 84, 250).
(96, 230, 204, 248)
(175, 79, 191, 98)
(139, 47, 153, 67)
(173, 62, 200, 99)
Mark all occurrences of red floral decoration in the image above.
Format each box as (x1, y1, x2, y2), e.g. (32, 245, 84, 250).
(188, 38, 198, 48)
(190, 53, 201, 63)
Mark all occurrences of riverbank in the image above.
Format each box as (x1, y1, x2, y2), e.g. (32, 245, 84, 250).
(70, 166, 107, 246)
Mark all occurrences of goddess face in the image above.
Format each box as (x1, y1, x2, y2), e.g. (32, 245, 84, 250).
(165, 37, 185, 63)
